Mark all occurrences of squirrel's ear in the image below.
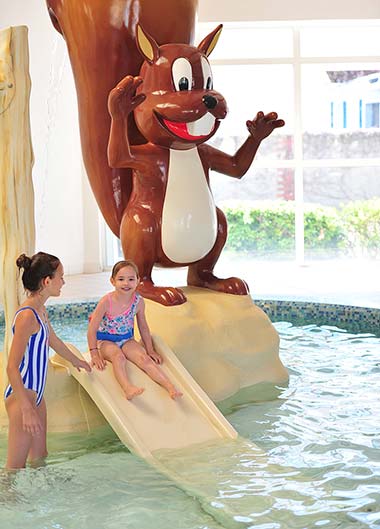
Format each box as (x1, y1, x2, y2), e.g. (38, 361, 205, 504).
(197, 24, 223, 57)
(136, 24, 160, 64)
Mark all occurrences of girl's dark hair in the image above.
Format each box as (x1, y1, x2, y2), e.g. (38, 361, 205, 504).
(111, 260, 139, 279)
(16, 252, 61, 292)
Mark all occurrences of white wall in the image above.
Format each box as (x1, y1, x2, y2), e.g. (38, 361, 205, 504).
(1, 0, 379, 275)
(0, 0, 101, 275)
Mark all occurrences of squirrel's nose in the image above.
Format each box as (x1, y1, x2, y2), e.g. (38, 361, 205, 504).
(202, 95, 217, 109)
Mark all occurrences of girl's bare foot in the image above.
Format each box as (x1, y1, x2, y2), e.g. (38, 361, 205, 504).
(167, 385, 183, 400)
(124, 385, 144, 400)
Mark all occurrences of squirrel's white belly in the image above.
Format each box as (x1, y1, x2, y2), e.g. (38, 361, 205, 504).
(161, 148, 217, 263)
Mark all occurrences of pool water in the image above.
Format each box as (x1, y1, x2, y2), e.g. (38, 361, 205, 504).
(0, 322, 380, 529)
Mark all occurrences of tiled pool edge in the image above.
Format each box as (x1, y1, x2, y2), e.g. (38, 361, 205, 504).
(254, 299, 380, 334)
(0, 299, 379, 334)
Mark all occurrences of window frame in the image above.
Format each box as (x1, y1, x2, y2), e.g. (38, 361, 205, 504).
(203, 20, 380, 263)
(104, 19, 380, 266)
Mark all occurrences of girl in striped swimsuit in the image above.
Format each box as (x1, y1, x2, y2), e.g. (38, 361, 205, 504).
(4, 252, 91, 469)
(88, 260, 182, 400)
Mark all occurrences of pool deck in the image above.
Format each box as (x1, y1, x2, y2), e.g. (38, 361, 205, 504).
(50, 259, 380, 309)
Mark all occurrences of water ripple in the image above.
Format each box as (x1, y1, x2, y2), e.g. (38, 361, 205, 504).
(0, 323, 379, 529)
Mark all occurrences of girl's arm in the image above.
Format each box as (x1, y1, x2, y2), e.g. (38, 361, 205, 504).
(87, 297, 108, 370)
(48, 323, 91, 373)
(136, 298, 162, 364)
(6, 311, 43, 435)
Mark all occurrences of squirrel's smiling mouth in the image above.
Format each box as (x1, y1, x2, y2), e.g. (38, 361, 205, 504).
(157, 112, 217, 140)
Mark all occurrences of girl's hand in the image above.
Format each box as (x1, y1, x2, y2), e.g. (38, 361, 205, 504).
(90, 350, 106, 370)
(148, 350, 162, 364)
(21, 404, 43, 436)
(73, 358, 92, 373)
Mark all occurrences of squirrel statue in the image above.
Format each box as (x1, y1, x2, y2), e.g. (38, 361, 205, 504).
(46, 1, 284, 305)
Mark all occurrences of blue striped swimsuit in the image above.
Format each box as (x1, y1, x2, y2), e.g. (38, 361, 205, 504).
(4, 307, 50, 407)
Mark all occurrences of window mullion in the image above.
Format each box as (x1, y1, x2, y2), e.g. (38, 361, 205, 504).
(293, 27, 304, 265)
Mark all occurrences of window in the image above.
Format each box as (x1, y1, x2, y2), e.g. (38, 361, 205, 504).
(199, 20, 380, 263)
(105, 20, 380, 266)
(366, 102, 380, 127)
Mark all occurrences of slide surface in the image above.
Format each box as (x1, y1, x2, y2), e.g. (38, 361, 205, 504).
(52, 335, 237, 459)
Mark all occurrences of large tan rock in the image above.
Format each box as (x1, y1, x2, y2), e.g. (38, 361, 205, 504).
(144, 288, 288, 402)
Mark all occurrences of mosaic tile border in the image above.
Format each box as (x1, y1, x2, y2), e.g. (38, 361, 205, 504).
(254, 299, 380, 334)
(0, 299, 379, 334)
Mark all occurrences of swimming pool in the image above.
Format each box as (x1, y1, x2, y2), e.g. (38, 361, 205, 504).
(0, 307, 379, 529)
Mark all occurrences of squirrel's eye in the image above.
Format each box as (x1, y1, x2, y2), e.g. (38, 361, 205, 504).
(178, 77, 190, 91)
(172, 58, 193, 92)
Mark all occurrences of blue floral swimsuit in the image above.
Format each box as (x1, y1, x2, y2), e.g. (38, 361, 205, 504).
(96, 292, 140, 348)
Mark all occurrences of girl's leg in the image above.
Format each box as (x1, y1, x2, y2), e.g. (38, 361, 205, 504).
(5, 393, 34, 469)
(28, 398, 48, 465)
(99, 341, 144, 400)
(122, 340, 182, 399)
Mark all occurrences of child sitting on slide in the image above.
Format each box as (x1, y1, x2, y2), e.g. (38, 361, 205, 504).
(87, 260, 182, 400)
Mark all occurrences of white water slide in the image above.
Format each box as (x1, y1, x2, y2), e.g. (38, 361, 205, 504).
(52, 334, 277, 527)
(52, 335, 238, 460)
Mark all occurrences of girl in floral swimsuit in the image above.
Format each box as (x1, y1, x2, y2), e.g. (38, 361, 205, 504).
(88, 260, 182, 400)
